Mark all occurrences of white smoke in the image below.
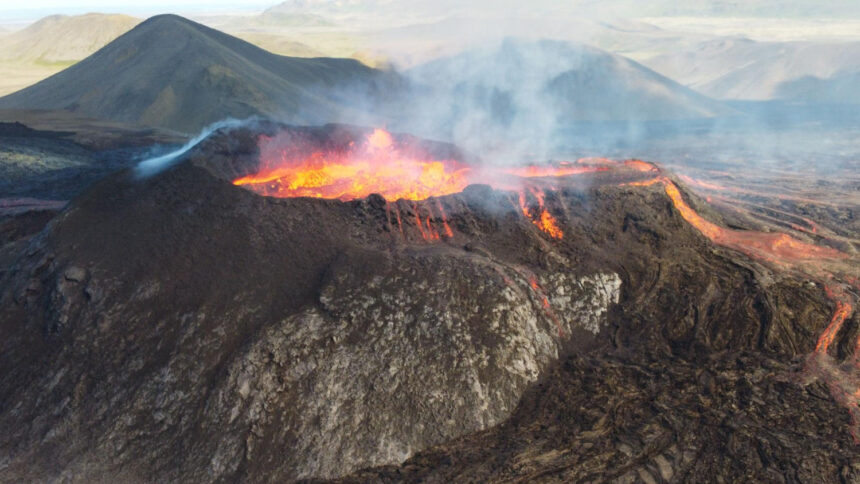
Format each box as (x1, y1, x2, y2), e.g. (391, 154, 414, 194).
(134, 118, 250, 178)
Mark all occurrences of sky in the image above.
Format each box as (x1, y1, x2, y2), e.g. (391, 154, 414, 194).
(2, 0, 859, 25)
(0, 1, 271, 22)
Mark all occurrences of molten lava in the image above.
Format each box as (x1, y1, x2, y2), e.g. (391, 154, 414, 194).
(630, 176, 846, 266)
(234, 129, 471, 201)
(815, 285, 854, 354)
(233, 128, 598, 240)
(517, 189, 563, 239)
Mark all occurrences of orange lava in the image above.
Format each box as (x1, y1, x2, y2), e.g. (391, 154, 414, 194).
(526, 273, 564, 337)
(518, 189, 563, 239)
(815, 292, 853, 354)
(504, 165, 609, 178)
(623, 159, 658, 172)
(234, 129, 472, 201)
(434, 199, 454, 238)
(633, 176, 847, 266)
(233, 129, 666, 241)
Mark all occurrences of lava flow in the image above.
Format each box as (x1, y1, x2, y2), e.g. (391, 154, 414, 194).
(629, 176, 847, 266)
(517, 188, 563, 239)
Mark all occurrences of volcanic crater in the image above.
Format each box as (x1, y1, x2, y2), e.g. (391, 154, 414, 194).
(0, 122, 857, 482)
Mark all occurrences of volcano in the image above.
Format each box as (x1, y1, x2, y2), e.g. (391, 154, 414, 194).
(0, 15, 395, 133)
(0, 122, 857, 482)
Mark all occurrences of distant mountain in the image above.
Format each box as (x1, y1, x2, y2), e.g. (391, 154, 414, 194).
(262, 0, 860, 20)
(231, 33, 325, 58)
(642, 38, 860, 100)
(774, 70, 860, 104)
(394, 39, 729, 157)
(264, 0, 385, 18)
(0, 15, 396, 133)
(0, 13, 140, 64)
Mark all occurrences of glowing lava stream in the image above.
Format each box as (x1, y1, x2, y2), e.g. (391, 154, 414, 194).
(629, 176, 847, 265)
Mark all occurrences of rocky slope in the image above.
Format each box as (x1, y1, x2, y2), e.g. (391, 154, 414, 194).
(0, 123, 853, 482)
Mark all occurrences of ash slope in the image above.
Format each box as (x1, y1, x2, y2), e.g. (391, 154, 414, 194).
(0, 124, 852, 482)
(0, 15, 395, 133)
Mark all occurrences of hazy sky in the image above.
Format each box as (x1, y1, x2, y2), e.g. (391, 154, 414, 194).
(3, 0, 858, 24)
(0, 1, 270, 22)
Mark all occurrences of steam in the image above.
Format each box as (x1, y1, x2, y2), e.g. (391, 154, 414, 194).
(134, 118, 249, 178)
(262, 2, 859, 189)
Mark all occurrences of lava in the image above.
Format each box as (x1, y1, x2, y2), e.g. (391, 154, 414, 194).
(434, 199, 454, 238)
(517, 189, 564, 239)
(234, 128, 597, 240)
(504, 164, 609, 178)
(234, 129, 472, 201)
(524, 272, 564, 337)
(235, 131, 860, 436)
(631, 176, 846, 266)
(815, 285, 853, 354)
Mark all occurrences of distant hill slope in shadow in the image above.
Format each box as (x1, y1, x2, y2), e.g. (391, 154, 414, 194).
(0, 15, 396, 133)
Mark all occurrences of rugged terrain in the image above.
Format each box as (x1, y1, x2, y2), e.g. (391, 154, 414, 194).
(331, 352, 860, 483)
(0, 122, 856, 482)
